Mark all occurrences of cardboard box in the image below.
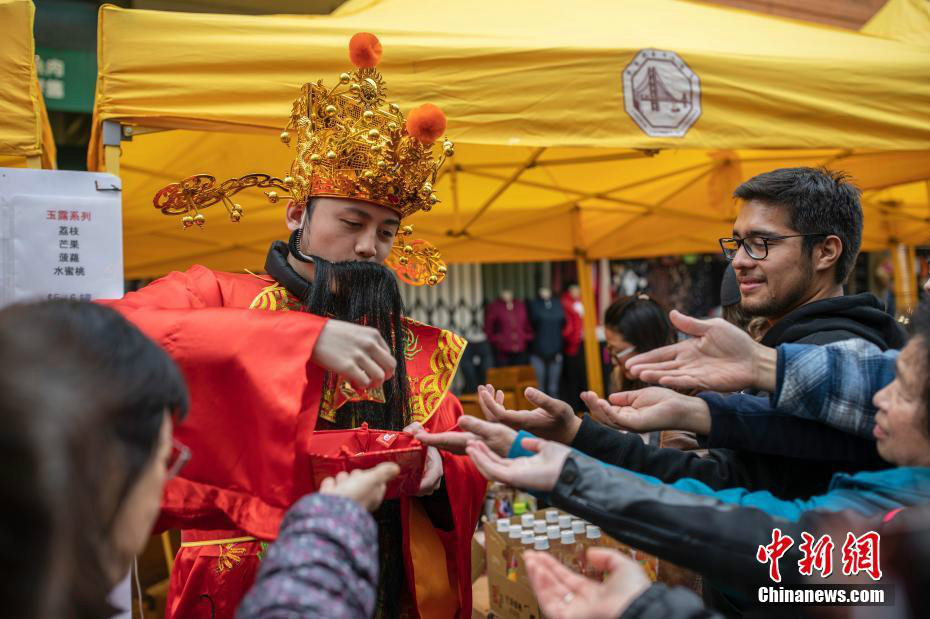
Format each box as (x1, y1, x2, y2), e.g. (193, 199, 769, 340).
(484, 520, 541, 619)
(482, 508, 662, 618)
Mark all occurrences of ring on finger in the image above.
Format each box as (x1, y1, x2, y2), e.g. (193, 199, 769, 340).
(562, 592, 574, 605)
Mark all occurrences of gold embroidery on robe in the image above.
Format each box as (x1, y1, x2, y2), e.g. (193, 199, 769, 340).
(413, 329, 467, 423)
(248, 283, 302, 312)
(215, 543, 247, 573)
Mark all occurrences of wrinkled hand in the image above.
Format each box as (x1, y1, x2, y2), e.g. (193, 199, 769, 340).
(478, 384, 582, 445)
(404, 422, 443, 496)
(415, 415, 518, 457)
(525, 548, 651, 619)
(311, 319, 397, 390)
(626, 310, 775, 393)
(319, 462, 400, 512)
(581, 388, 711, 435)
(466, 437, 569, 492)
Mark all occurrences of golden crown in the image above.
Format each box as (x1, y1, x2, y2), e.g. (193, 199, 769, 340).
(151, 33, 452, 286)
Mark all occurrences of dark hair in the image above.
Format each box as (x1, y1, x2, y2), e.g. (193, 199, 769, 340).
(604, 295, 675, 354)
(908, 299, 930, 434)
(0, 300, 189, 618)
(733, 167, 862, 284)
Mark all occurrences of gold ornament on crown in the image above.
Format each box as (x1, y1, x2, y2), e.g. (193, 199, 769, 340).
(149, 33, 453, 286)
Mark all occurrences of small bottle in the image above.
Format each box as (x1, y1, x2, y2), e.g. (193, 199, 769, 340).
(556, 529, 584, 574)
(534, 535, 550, 551)
(571, 519, 586, 536)
(508, 524, 523, 543)
(546, 525, 562, 556)
(545, 509, 559, 525)
(558, 514, 572, 530)
(514, 501, 528, 518)
(583, 525, 604, 579)
(533, 519, 547, 535)
(521, 514, 535, 529)
(521, 530, 535, 546)
(496, 519, 511, 535)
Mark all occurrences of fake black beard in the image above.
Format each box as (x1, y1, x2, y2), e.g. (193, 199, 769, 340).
(264, 239, 411, 431)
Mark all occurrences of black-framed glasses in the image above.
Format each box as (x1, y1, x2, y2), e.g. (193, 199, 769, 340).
(166, 438, 191, 480)
(719, 233, 830, 261)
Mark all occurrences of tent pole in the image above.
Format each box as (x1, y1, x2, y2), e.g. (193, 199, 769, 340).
(575, 255, 603, 397)
(891, 242, 917, 318)
(571, 206, 603, 397)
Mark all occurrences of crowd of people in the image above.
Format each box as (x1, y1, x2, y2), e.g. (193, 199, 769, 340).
(3, 31, 928, 619)
(4, 160, 929, 618)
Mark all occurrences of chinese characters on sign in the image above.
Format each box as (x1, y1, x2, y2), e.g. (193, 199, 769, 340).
(0, 168, 123, 308)
(46, 210, 91, 281)
(757, 529, 882, 583)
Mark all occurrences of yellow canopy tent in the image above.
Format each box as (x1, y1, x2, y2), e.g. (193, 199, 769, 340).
(90, 0, 930, 393)
(0, 0, 56, 169)
(862, 0, 930, 47)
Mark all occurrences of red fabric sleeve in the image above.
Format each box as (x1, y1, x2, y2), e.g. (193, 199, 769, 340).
(423, 394, 487, 616)
(104, 267, 329, 540)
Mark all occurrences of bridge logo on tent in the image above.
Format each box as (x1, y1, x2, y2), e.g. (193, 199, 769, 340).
(622, 49, 701, 138)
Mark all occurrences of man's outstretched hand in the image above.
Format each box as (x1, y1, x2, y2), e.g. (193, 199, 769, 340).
(478, 384, 582, 445)
(626, 310, 776, 393)
(581, 388, 711, 435)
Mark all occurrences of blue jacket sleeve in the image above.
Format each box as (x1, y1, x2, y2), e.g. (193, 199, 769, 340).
(772, 340, 898, 438)
(700, 392, 884, 465)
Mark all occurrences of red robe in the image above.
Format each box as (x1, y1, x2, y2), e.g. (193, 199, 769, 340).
(106, 265, 486, 618)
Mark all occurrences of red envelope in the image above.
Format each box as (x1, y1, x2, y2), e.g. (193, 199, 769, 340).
(308, 422, 426, 499)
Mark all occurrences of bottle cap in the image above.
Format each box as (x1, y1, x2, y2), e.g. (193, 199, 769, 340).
(547, 525, 561, 540)
(545, 509, 559, 524)
(558, 515, 572, 529)
(521, 514, 535, 528)
(534, 536, 550, 551)
(571, 520, 585, 535)
(496, 519, 510, 533)
(533, 519, 547, 534)
(586, 525, 601, 539)
(560, 530, 576, 545)
(509, 525, 523, 539)
(521, 530, 534, 545)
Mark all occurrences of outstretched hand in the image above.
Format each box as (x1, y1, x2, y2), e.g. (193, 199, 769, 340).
(626, 310, 776, 393)
(319, 462, 400, 512)
(580, 388, 711, 435)
(466, 437, 569, 492)
(414, 414, 518, 457)
(525, 548, 651, 619)
(478, 384, 582, 445)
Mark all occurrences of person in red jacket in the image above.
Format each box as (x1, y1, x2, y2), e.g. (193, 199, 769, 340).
(106, 33, 485, 619)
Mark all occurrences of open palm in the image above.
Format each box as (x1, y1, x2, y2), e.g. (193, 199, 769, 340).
(525, 548, 650, 619)
(478, 384, 582, 445)
(626, 310, 767, 392)
(582, 388, 711, 435)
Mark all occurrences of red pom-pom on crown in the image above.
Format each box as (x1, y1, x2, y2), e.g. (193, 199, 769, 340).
(349, 32, 382, 68)
(405, 104, 447, 145)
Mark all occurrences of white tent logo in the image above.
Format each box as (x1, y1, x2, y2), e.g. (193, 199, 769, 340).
(622, 49, 701, 138)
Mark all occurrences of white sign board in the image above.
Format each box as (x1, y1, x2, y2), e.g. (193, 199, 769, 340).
(0, 168, 123, 307)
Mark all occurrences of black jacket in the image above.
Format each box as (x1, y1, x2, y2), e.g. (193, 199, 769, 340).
(760, 293, 906, 351)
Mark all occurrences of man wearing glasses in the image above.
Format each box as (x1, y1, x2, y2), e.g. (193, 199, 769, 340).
(719, 166, 905, 352)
